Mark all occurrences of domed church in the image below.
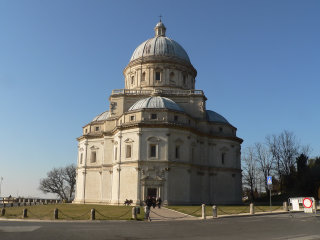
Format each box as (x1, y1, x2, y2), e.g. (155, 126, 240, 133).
(73, 20, 243, 205)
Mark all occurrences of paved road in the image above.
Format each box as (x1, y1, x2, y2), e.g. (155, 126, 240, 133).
(0, 212, 320, 240)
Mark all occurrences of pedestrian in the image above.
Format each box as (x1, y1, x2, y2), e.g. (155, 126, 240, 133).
(145, 196, 153, 222)
(157, 197, 162, 208)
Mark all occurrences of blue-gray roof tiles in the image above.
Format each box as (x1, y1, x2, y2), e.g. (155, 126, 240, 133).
(128, 96, 184, 112)
(206, 110, 229, 124)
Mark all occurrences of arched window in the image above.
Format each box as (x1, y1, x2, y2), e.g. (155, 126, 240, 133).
(142, 72, 146, 82)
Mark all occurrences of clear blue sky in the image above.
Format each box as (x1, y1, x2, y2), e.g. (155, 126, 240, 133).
(0, 0, 319, 198)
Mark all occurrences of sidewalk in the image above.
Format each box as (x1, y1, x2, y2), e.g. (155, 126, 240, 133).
(148, 207, 197, 221)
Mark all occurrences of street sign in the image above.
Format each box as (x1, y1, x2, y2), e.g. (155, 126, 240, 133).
(303, 198, 313, 208)
(303, 198, 313, 213)
(267, 176, 272, 185)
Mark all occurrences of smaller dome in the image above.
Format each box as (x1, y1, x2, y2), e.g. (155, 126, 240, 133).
(206, 110, 229, 124)
(92, 111, 110, 122)
(128, 96, 184, 112)
(155, 21, 165, 28)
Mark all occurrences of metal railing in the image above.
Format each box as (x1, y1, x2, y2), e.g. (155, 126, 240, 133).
(111, 89, 204, 96)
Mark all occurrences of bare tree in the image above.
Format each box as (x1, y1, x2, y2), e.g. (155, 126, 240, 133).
(63, 165, 77, 200)
(266, 130, 300, 192)
(242, 147, 258, 201)
(39, 164, 76, 201)
(254, 142, 275, 193)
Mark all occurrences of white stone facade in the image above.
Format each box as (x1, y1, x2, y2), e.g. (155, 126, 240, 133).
(73, 21, 243, 205)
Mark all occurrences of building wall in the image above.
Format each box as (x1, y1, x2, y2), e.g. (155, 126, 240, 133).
(74, 107, 242, 206)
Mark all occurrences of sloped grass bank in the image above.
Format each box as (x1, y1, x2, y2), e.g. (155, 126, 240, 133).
(168, 205, 284, 217)
(0, 204, 144, 220)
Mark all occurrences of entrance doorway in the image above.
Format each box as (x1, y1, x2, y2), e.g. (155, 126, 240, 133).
(147, 188, 157, 198)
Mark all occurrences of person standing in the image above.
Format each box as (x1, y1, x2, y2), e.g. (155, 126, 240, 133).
(145, 196, 153, 222)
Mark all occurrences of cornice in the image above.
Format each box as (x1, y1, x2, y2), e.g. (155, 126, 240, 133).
(110, 122, 243, 143)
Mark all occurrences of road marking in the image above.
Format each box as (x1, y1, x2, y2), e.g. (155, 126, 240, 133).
(0, 226, 41, 233)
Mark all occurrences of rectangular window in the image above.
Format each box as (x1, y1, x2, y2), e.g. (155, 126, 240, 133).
(126, 145, 132, 158)
(80, 153, 83, 164)
(221, 153, 225, 165)
(155, 72, 161, 81)
(174, 115, 178, 122)
(175, 146, 180, 159)
(151, 114, 157, 120)
(85, 129, 88, 133)
(91, 151, 96, 163)
(150, 145, 156, 157)
(95, 126, 99, 131)
(130, 115, 135, 121)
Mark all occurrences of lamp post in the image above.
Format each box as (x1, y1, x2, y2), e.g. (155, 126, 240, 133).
(0, 177, 3, 201)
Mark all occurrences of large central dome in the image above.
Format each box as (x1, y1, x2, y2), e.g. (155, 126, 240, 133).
(130, 21, 191, 63)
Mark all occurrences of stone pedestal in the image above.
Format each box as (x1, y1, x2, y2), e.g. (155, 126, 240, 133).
(250, 203, 254, 215)
(201, 204, 206, 219)
(212, 205, 217, 218)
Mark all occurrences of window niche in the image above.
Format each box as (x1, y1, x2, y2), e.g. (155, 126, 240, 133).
(91, 151, 97, 163)
(151, 113, 157, 120)
(150, 144, 157, 158)
(147, 137, 160, 159)
(183, 74, 187, 85)
(142, 72, 146, 82)
(219, 147, 229, 166)
(155, 71, 161, 81)
(90, 146, 99, 163)
(169, 72, 175, 82)
(175, 146, 180, 159)
(124, 138, 134, 159)
(114, 147, 118, 160)
(221, 153, 225, 165)
(174, 138, 184, 160)
(79, 152, 83, 164)
(126, 145, 132, 158)
(113, 141, 118, 161)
